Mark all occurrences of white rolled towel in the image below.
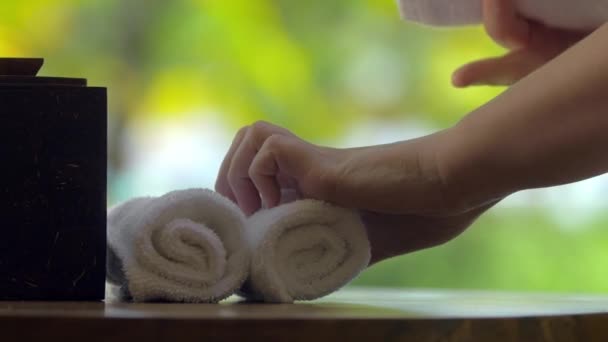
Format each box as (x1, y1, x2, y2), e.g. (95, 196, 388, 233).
(397, 0, 608, 30)
(241, 199, 371, 303)
(106, 189, 249, 302)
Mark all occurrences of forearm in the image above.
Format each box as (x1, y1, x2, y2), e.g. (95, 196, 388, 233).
(441, 23, 608, 209)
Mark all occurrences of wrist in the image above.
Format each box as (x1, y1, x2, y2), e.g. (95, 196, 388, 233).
(434, 121, 514, 213)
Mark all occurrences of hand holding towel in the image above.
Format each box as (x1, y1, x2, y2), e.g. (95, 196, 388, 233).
(107, 189, 249, 302)
(241, 200, 371, 303)
(397, 0, 608, 30)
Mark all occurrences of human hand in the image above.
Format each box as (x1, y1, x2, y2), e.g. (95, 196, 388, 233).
(452, 0, 590, 87)
(215, 121, 342, 216)
(216, 121, 497, 263)
(215, 121, 467, 217)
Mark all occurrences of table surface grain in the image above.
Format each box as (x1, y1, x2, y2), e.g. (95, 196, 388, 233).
(2, 288, 608, 341)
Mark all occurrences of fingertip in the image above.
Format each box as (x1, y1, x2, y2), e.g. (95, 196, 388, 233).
(260, 194, 279, 211)
(241, 196, 262, 217)
(226, 192, 238, 204)
(451, 68, 473, 88)
(451, 72, 467, 88)
(215, 181, 236, 203)
(230, 178, 262, 216)
(242, 205, 257, 217)
(253, 176, 282, 211)
(263, 187, 281, 208)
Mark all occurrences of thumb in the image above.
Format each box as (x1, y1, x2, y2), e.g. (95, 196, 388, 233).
(452, 50, 540, 87)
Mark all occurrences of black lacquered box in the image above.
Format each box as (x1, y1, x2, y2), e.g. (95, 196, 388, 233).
(0, 58, 106, 300)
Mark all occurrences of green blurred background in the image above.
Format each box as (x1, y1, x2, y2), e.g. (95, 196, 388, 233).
(3, 0, 607, 293)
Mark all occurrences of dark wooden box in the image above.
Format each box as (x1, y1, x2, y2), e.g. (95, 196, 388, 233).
(0, 59, 107, 300)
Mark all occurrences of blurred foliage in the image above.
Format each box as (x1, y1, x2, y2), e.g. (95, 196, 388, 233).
(354, 209, 608, 293)
(0, 0, 503, 139)
(2, 0, 606, 293)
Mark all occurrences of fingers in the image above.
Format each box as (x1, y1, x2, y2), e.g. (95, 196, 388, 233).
(452, 50, 540, 87)
(215, 126, 248, 202)
(249, 135, 314, 209)
(452, 0, 533, 88)
(482, 0, 530, 49)
(227, 126, 266, 215)
(218, 121, 333, 215)
(247, 135, 285, 209)
(224, 121, 294, 215)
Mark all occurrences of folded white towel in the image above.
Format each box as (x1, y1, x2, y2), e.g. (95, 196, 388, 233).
(397, 0, 608, 30)
(241, 200, 371, 303)
(106, 189, 249, 303)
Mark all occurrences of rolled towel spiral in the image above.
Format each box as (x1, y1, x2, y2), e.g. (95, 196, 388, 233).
(241, 199, 371, 303)
(107, 188, 249, 303)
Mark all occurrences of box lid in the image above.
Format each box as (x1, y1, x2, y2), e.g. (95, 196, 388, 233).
(0, 58, 87, 87)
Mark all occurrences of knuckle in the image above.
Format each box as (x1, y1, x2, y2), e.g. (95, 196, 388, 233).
(226, 165, 239, 184)
(251, 120, 272, 134)
(250, 120, 276, 145)
(235, 125, 249, 139)
(263, 134, 284, 149)
(247, 164, 255, 179)
(247, 161, 262, 181)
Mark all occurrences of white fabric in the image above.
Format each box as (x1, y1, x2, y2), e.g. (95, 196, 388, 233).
(241, 199, 371, 303)
(397, 0, 608, 30)
(107, 188, 249, 303)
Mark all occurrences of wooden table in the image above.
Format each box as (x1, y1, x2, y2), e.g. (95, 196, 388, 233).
(2, 288, 608, 341)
